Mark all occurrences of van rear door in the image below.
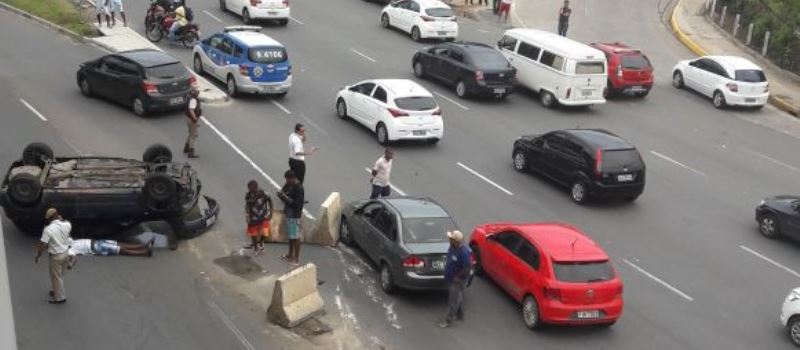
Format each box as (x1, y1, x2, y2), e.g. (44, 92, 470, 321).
(569, 60, 607, 103)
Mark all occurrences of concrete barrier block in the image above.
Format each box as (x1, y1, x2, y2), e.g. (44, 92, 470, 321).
(307, 192, 341, 246)
(267, 263, 324, 328)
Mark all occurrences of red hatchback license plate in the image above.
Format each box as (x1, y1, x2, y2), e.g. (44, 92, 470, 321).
(577, 310, 600, 319)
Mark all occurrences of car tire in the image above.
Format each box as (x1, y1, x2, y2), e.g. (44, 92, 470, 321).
(625, 194, 640, 202)
(381, 13, 390, 28)
(193, 55, 204, 75)
(522, 295, 541, 330)
(336, 99, 349, 120)
(637, 90, 650, 98)
(470, 244, 483, 276)
(413, 61, 425, 78)
(144, 173, 177, 211)
(219, 0, 226, 12)
(540, 90, 556, 108)
(181, 30, 199, 48)
(243, 8, 252, 24)
(672, 71, 684, 89)
(376, 123, 389, 145)
(788, 315, 800, 347)
(758, 213, 781, 239)
(426, 138, 440, 145)
(143, 144, 173, 164)
(411, 26, 421, 42)
(8, 173, 42, 206)
(145, 23, 163, 42)
(599, 320, 617, 327)
(226, 75, 239, 97)
(380, 263, 395, 294)
(278, 18, 289, 26)
(132, 95, 148, 117)
(22, 142, 54, 167)
(571, 180, 589, 204)
(78, 75, 93, 97)
(339, 217, 353, 246)
(713, 90, 726, 109)
(512, 149, 528, 173)
(455, 80, 468, 99)
(603, 82, 613, 98)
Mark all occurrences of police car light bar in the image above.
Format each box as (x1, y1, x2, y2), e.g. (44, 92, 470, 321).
(223, 25, 262, 33)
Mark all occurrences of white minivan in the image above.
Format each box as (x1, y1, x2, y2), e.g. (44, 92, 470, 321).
(497, 29, 607, 108)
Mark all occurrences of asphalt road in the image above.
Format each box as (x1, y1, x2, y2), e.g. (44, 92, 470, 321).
(3, 0, 800, 348)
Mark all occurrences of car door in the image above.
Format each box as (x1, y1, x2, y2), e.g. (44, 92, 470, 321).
(538, 133, 567, 181)
(687, 58, 715, 96)
(347, 82, 376, 125)
(374, 207, 401, 271)
(366, 85, 389, 129)
(203, 35, 225, 80)
(351, 202, 384, 262)
(426, 46, 448, 80)
(506, 239, 543, 302)
(115, 58, 145, 106)
(787, 203, 800, 239)
(362, 205, 392, 263)
(389, 0, 409, 30)
(440, 48, 465, 85)
(552, 137, 589, 182)
(706, 60, 731, 95)
(523, 136, 549, 174)
(215, 37, 237, 78)
(482, 231, 523, 293)
(403, 0, 421, 32)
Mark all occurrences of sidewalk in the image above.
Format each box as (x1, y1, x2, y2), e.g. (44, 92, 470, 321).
(89, 25, 228, 104)
(672, 0, 800, 116)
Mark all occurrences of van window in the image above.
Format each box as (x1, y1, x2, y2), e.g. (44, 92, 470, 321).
(539, 51, 564, 71)
(498, 35, 517, 51)
(601, 149, 642, 171)
(575, 61, 605, 74)
(517, 42, 541, 61)
(249, 47, 287, 63)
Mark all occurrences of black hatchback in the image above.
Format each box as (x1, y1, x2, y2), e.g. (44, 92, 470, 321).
(412, 41, 515, 99)
(512, 129, 645, 204)
(77, 49, 195, 116)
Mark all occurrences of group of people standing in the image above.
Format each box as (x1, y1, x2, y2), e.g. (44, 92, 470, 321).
(486, 0, 572, 35)
(95, 0, 126, 28)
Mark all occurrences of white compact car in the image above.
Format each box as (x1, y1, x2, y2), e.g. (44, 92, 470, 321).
(781, 287, 800, 346)
(381, 0, 458, 42)
(335, 79, 444, 145)
(672, 55, 769, 109)
(219, 0, 290, 25)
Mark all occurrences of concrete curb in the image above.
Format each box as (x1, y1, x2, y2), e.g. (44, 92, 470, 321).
(669, 0, 798, 117)
(0, 1, 93, 43)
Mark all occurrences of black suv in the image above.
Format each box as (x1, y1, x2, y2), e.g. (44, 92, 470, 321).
(77, 49, 195, 116)
(412, 41, 515, 99)
(512, 129, 645, 204)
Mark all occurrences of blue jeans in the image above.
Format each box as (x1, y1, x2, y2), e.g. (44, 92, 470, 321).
(370, 185, 391, 199)
(168, 21, 181, 41)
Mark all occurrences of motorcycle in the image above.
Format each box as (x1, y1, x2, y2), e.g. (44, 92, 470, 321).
(145, 15, 199, 48)
(145, 0, 182, 28)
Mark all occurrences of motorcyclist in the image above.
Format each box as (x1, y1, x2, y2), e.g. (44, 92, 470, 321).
(167, 2, 189, 43)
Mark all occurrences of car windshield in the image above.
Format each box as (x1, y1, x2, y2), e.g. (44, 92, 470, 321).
(734, 69, 766, 83)
(145, 63, 186, 79)
(425, 7, 453, 17)
(575, 61, 605, 74)
(394, 96, 437, 111)
(621, 54, 651, 70)
(471, 52, 510, 69)
(602, 149, 642, 171)
(553, 261, 614, 283)
(249, 46, 288, 63)
(402, 217, 456, 244)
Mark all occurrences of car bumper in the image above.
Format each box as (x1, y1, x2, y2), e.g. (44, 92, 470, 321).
(541, 299, 623, 325)
(180, 196, 220, 238)
(421, 24, 458, 39)
(390, 127, 444, 141)
(237, 75, 292, 94)
(472, 83, 514, 96)
(146, 93, 189, 111)
(558, 97, 606, 106)
(590, 182, 644, 197)
(724, 91, 769, 106)
(613, 82, 653, 94)
(248, 7, 290, 19)
(396, 270, 448, 290)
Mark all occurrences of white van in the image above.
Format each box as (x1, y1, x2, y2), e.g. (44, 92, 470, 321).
(497, 29, 607, 108)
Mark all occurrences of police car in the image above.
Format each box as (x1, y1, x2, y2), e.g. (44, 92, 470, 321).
(192, 26, 292, 97)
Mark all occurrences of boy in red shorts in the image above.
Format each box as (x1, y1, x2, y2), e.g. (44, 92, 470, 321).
(245, 180, 273, 254)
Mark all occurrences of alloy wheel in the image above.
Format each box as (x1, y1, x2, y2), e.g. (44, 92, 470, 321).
(227, 77, 237, 96)
(381, 14, 389, 28)
(791, 320, 800, 345)
(413, 62, 424, 78)
(336, 100, 347, 119)
(513, 150, 526, 172)
(522, 296, 539, 329)
(713, 91, 725, 108)
(672, 72, 683, 88)
(411, 27, 421, 41)
(759, 215, 779, 238)
(133, 97, 146, 116)
(456, 81, 466, 98)
(80, 78, 91, 96)
(571, 182, 586, 203)
(376, 124, 388, 145)
(193, 56, 204, 74)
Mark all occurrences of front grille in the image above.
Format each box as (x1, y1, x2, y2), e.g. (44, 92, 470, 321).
(158, 79, 190, 94)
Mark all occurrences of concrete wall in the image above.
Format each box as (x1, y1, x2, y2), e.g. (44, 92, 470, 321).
(0, 217, 18, 350)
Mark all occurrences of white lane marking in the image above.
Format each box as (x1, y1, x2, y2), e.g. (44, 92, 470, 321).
(650, 150, 707, 178)
(348, 48, 376, 63)
(201, 117, 314, 220)
(363, 168, 407, 196)
(19, 99, 47, 121)
(476, 29, 490, 33)
(203, 10, 223, 23)
(742, 147, 800, 175)
(622, 259, 694, 301)
(511, 2, 527, 28)
(270, 99, 291, 115)
(456, 162, 513, 196)
(433, 91, 469, 111)
(740, 245, 800, 279)
(298, 114, 328, 135)
(289, 16, 304, 25)
(208, 301, 256, 350)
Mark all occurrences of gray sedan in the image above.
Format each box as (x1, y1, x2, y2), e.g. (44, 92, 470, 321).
(340, 197, 458, 293)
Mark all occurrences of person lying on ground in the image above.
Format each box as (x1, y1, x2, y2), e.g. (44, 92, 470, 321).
(68, 238, 155, 258)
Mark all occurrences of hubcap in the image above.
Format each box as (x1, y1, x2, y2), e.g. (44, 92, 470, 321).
(81, 80, 89, 94)
(792, 322, 800, 344)
(228, 79, 235, 95)
(542, 93, 552, 106)
(523, 297, 537, 326)
(414, 63, 423, 77)
(513, 152, 525, 170)
(382, 15, 388, 27)
(337, 101, 346, 117)
(457, 82, 465, 96)
(714, 93, 723, 107)
(378, 126, 387, 143)
(134, 99, 144, 115)
(194, 58, 202, 72)
(673, 74, 681, 87)
(381, 266, 390, 289)
(412, 28, 419, 40)
(572, 183, 585, 202)
(761, 217, 775, 235)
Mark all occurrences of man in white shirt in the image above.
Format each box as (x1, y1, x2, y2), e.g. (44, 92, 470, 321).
(288, 123, 317, 184)
(34, 208, 72, 304)
(370, 148, 394, 199)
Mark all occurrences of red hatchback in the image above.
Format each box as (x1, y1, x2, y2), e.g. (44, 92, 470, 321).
(590, 42, 653, 98)
(469, 222, 623, 329)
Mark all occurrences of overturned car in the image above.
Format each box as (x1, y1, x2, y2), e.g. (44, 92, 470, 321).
(0, 142, 219, 238)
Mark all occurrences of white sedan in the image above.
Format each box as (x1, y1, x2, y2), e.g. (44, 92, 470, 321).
(219, 0, 290, 25)
(381, 0, 458, 42)
(335, 79, 444, 145)
(672, 55, 769, 109)
(781, 287, 800, 346)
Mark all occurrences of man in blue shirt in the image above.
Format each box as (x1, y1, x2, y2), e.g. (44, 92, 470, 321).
(440, 230, 472, 328)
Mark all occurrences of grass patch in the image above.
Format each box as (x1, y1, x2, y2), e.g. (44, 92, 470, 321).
(2, 0, 95, 36)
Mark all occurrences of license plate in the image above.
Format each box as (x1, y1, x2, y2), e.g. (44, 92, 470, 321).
(431, 260, 444, 270)
(437, 31, 447, 35)
(745, 98, 756, 103)
(205, 215, 216, 227)
(581, 89, 593, 97)
(577, 310, 600, 319)
(413, 130, 426, 136)
(630, 85, 645, 91)
(493, 88, 505, 94)
(169, 96, 184, 105)
(268, 11, 278, 14)
(617, 174, 634, 182)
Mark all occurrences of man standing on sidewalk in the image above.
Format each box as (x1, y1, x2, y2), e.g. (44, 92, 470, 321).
(439, 230, 471, 328)
(184, 87, 201, 158)
(558, 0, 572, 36)
(34, 208, 72, 304)
(370, 148, 394, 199)
(109, 0, 127, 27)
(95, 0, 111, 28)
(288, 123, 317, 184)
(278, 170, 304, 266)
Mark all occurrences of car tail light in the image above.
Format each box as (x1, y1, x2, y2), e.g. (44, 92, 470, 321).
(475, 70, 484, 82)
(250, 0, 260, 6)
(764, 83, 769, 93)
(189, 75, 198, 89)
(388, 108, 409, 117)
(544, 286, 561, 300)
(432, 106, 442, 116)
(726, 82, 738, 92)
(616, 64, 623, 78)
(402, 255, 425, 268)
(565, 88, 571, 99)
(595, 148, 603, 178)
(617, 285, 624, 296)
(421, 15, 435, 22)
(239, 65, 249, 76)
(143, 81, 158, 96)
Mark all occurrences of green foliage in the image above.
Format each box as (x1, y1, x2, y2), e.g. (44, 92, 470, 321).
(2, 0, 95, 36)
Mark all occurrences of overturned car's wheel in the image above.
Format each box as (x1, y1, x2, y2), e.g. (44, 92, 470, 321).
(144, 173, 177, 211)
(143, 144, 173, 164)
(22, 142, 53, 167)
(8, 173, 42, 206)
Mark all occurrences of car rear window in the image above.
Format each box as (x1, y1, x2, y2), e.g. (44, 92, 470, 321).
(553, 261, 614, 283)
(621, 54, 651, 70)
(249, 46, 288, 63)
(425, 7, 453, 17)
(402, 217, 456, 244)
(602, 149, 642, 171)
(470, 52, 510, 69)
(145, 63, 186, 79)
(734, 69, 766, 83)
(575, 61, 605, 74)
(394, 96, 437, 111)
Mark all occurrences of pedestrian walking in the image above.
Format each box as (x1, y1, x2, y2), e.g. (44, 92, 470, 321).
(492, 0, 499, 14)
(497, 0, 512, 23)
(439, 230, 471, 328)
(288, 123, 317, 184)
(558, 0, 572, 36)
(245, 180, 273, 254)
(184, 87, 201, 158)
(109, 0, 127, 27)
(34, 208, 72, 304)
(278, 170, 304, 266)
(370, 148, 394, 199)
(95, 0, 111, 28)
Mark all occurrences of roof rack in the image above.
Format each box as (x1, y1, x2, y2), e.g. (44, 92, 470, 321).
(223, 25, 262, 33)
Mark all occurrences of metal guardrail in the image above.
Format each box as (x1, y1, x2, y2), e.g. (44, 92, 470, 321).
(0, 217, 18, 350)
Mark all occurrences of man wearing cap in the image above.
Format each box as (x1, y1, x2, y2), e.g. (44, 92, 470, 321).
(34, 208, 73, 304)
(440, 230, 471, 328)
(184, 87, 201, 158)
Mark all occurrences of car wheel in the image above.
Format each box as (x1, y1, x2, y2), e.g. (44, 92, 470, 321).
(571, 180, 588, 204)
(226, 75, 238, 97)
(455, 80, 468, 99)
(132, 95, 148, 117)
(413, 61, 425, 78)
(512, 149, 528, 173)
(193, 55, 204, 75)
(22, 142, 54, 167)
(788, 316, 800, 346)
(336, 99, 348, 120)
(243, 8, 252, 24)
(672, 71, 684, 89)
(143, 144, 173, 164)
(144, 173, 177, 211)
(376, 123, 389, 145)
(278, 18, 289, 25)
(219, 0, 226, 11)
(637, 90, 650, 98)
(540, 90, 556, 108)
(411, 26, 421, 42)
(470, 244, 483, 276)
(181, 30, 199, 48)
(381, 13, 390, 28)
(522, 295, 541, 330)
(145, 23, 163, 42)
(713, 90, 726, 109)
(603, 82, 613, 98)
(8, 173, 42, 206)
(625, 194, 640, 202)
(339, 217, 353, 246)
(426, 138, 440, 145)
(79, 76, 93, 97)
(599, 320, 617, 327)
(380, 263, 395, 294)
(758, 213, 781, 238)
